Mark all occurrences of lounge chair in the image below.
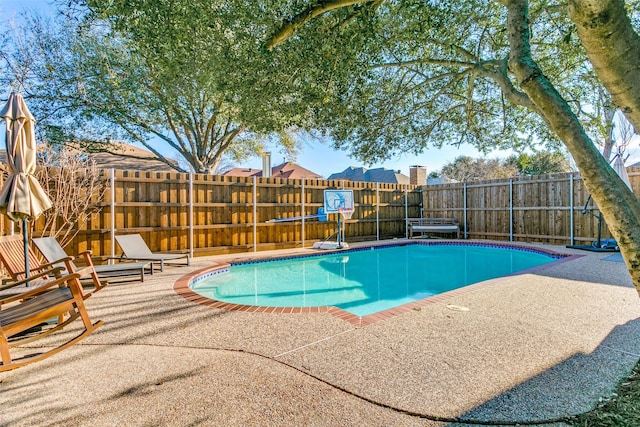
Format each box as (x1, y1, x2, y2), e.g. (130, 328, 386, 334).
(33, 237, 152, 284)
(0, 270, 103, 371)
(0, 235, 104, 299)
(115, 234, 190, 272)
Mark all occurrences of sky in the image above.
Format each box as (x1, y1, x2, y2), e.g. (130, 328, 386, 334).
(2, 0, 639, 178)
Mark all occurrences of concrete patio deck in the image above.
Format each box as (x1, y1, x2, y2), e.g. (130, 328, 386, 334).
(2, 240, 640, 426)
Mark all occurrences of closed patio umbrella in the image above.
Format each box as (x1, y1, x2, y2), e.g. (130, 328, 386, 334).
(0, 92, 53, 277)
(612, 153, 632, 190)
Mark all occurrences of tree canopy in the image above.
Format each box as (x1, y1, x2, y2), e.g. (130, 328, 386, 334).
(0, 1, 319, 173)
(438, 152, 571, 181)
(506, 152, 573, 176)
(261, 1, 624, 163)
(440, 156, 518, 182)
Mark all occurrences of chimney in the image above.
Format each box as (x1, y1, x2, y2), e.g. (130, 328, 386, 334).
(262, 152, 272, 178)
(410, 165, 426, 185)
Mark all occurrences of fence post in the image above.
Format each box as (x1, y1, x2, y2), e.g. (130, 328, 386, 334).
(301, 180, 305, 248)
(110, 168, 115, 260)
(463, 183, 467, 239)
(189, 173, 194, 258)
(404, 185, 408, 239)
(253, 176, 257, 253)
(509, 179, 514, 242)
(376, 182, 380, 241)
(569, 173, 574, 246)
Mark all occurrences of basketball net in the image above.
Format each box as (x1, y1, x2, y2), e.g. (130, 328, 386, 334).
(338, 208, 354, 220)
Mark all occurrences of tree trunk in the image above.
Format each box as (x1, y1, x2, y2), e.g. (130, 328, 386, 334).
(502, 0, 640, 295)
(568, 0, 640, 130)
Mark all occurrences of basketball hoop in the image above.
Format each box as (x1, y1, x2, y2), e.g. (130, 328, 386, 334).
(338, 208, 354, 220)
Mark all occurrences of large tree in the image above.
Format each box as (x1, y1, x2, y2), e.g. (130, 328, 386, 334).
(0, 1, 314, 173)
(265, 0, 640, 294)
(506, 152, 573, 176)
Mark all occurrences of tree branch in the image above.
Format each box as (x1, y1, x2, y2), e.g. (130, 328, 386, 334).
(266, 0, 372, 50)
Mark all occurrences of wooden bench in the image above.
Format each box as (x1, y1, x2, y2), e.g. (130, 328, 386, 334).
(407, 218, 460, 239)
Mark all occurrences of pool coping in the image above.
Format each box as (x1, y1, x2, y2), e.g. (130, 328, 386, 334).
(174, 240, 582, 327)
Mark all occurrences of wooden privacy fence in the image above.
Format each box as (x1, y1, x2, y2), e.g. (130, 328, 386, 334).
(0, 169, 422, 258)
(3, 165, 637, 258)
(422, 166, 640, 245)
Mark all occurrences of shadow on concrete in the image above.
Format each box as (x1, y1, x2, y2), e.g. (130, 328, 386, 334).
(447, 317, 640, 425)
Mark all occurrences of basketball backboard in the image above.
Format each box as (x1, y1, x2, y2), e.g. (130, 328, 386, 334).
(323, 190, 354, 213)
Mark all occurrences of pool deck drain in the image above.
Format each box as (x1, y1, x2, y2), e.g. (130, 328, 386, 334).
(1, 240, 639, 426)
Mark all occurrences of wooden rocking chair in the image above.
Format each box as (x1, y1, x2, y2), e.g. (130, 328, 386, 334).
(0, 270, 104, 372)
(0, 235, 106, 299)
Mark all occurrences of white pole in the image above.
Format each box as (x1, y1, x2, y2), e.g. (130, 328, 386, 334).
(253, 176, 257, 252)
(509, 179, 514, 242)
(301, 180, 305, 248)
(189, 173, 194, 258)
(110, 168, 115, 261)
(341, 180, 345, 243)
(404, 185, 408, 239)
(569, 174, 574, 246)
(463, 183, 468, 239)
(376, 182, 380, 241)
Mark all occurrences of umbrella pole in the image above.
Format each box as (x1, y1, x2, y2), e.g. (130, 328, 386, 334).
(23, 219, 30, 279)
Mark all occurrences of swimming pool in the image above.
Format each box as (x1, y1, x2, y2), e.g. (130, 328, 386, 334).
(188, 243, 567, 318)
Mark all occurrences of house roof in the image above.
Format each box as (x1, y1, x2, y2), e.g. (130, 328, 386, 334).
(82, 143, 176, 172)
(0, 142, 176, 172)
(328, 166, 410, 184)
(223, 162, 323, 179)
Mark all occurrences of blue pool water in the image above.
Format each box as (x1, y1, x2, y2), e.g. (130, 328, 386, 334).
(190, 244, 562, 317)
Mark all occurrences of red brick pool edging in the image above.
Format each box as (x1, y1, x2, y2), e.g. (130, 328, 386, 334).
(173, 242, 582, 327)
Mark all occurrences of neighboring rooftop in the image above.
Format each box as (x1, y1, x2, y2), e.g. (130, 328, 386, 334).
(328, 166, 410, 184)
(1, 142, 176, 172)
(81, 143, 177, 172)
(223, 162, 323, 179)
